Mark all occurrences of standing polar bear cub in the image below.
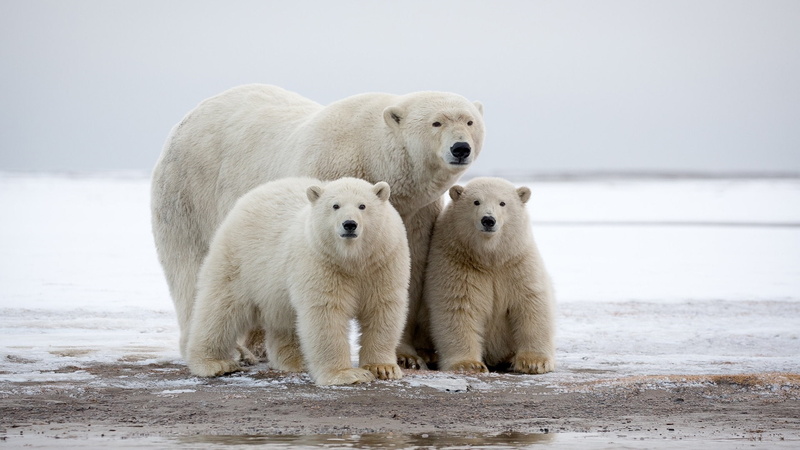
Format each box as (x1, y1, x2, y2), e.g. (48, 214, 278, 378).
(187, 177, 410, 386)
(425, 177, 555, 374)
(152, 85, 484, 368)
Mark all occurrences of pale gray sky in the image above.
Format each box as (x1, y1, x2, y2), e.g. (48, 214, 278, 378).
(1, 0, 798, 175)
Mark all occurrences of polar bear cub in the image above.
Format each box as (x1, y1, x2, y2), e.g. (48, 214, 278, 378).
(186, 177, 410, 385)
(425, 177, 555, 374)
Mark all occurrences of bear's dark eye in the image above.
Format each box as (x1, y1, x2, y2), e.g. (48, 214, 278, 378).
(467, 120, 473, 126)
(332, 204, 340, 210)
(359, 204, 366, 210)
(500, 202, 506, 207)
(474, 200, 480, 206)
(432, 122, 441, 127)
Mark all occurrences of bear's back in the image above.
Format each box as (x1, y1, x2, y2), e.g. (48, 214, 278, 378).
(212, 177, 318, 255)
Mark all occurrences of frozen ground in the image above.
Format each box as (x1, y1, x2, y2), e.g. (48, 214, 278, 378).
(1, 173, 798, 382)
(1, 173, 799, 447)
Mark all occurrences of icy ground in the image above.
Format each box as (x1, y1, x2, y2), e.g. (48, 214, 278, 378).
(1, 173, 798, 389)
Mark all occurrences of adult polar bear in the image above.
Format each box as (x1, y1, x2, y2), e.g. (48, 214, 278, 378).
(151, 84, 485, 369)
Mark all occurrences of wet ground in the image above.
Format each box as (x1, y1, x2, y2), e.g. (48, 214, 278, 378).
(2, 363, 799, 448)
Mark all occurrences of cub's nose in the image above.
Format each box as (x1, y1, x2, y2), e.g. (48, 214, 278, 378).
(342, 220, 358, 232)
(450, 142, 471, 160)
(481, 216, 496, 228)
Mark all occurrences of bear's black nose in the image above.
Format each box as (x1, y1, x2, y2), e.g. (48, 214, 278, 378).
(342, 220, 358, 232)
(481, 216, 496, 228)
(450, 142, 471, 160)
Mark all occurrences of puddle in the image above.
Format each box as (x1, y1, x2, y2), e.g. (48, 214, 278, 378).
(177, 431, 554, 447)
(5, 431, 797, 449)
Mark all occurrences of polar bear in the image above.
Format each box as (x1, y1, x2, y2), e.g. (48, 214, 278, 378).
(186, 177, 410, 386)
(425, 177, 555, 374)
(151, 85, 484, 369)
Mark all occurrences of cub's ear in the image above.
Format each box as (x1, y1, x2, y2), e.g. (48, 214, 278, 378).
(373, 181, 391, 202)
(517, 186, 531, 204)
(449, 185, 465, 201)
(383, 106, 404, 128)
(306, 185, 324, 203)
(473, 101, 483, 116)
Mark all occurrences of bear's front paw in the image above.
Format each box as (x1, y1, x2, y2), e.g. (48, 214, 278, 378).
(317, 368, 376, 386)
(397, 353, 428, 370)
(512, 352, 555, 374)
(362, 363, 403, 380)
(447, 360, 488, 373)
(188, 358, 242, 377)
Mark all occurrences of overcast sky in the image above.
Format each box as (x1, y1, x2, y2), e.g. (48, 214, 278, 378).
(1, 0, 798, 175)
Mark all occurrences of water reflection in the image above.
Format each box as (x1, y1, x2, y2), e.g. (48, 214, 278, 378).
(177, 431, 555, 448)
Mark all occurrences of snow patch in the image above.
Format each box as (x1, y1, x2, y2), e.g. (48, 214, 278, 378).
(1, 174, 798, 388)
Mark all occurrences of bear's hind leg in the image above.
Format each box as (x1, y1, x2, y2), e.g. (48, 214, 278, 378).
(243, 326, 268, 360)
(236, 344, 260, 366)
(396, 200, 439, 370)
(189, 357, 242, 377)
(264, 327, 305, 372)
(186, 293, 253, 377)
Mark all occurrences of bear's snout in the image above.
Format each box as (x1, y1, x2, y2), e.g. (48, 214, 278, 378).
(341, 220, 358, 238)
(449, 142, 471, 164)
(480, 215, 496, 232)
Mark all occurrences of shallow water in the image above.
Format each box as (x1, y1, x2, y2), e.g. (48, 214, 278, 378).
(5, 431, 797, 449)
(178, 431, 555, 447)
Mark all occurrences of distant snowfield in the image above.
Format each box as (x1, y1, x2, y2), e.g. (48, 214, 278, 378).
(1, 174, 798, 388)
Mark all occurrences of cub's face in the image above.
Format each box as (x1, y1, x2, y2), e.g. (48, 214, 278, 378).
(448, 178, 531, 240)
(307, 178, 392, 246)
(383, 93, 485, 173)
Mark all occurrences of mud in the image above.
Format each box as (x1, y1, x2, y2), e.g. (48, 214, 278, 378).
(2, 363, 799, 447)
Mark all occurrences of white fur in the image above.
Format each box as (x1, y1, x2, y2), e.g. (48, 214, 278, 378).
(186, 177, 410, 386)
(151, 85, 484, 368)
(425, 177, 556, 374)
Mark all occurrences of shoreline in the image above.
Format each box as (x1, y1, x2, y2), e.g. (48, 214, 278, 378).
(2, 363, 798, 447)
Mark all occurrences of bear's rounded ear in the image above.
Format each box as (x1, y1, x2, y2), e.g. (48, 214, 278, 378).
(383, 106, 404, 128)
(373, 181, 391, 202)
(517, 186, 531, 204)
(473, 101, 484, 116)
(449, 185, 465, 201)
(306, 185, 324, 203)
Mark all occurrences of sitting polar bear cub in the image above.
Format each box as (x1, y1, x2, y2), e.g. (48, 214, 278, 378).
(425, 177, 555, 374)
(186, 177, 410, 386)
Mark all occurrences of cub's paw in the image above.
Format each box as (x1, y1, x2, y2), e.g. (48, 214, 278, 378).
(447, 360, 488, 373)
(188, 358, 242, 377)
(416, 348, 439, 368)
(397, 353, 428, 370)
(236, 344, 260, 366)
(363, 363, 403, 380)
(512, 352, 555, 374)
(268, 358, 306, 372)
(317, 368, 376, 386)
(243, 328, 268, 360)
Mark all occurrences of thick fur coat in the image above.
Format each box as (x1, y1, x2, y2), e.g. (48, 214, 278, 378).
(425, 177, 555, 374)
(186, 177, 410, 386)
(151, 84, 484, 368)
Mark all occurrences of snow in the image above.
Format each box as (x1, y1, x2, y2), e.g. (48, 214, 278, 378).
(405, 376, 470, 392)
(1, 173, 798, 389)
